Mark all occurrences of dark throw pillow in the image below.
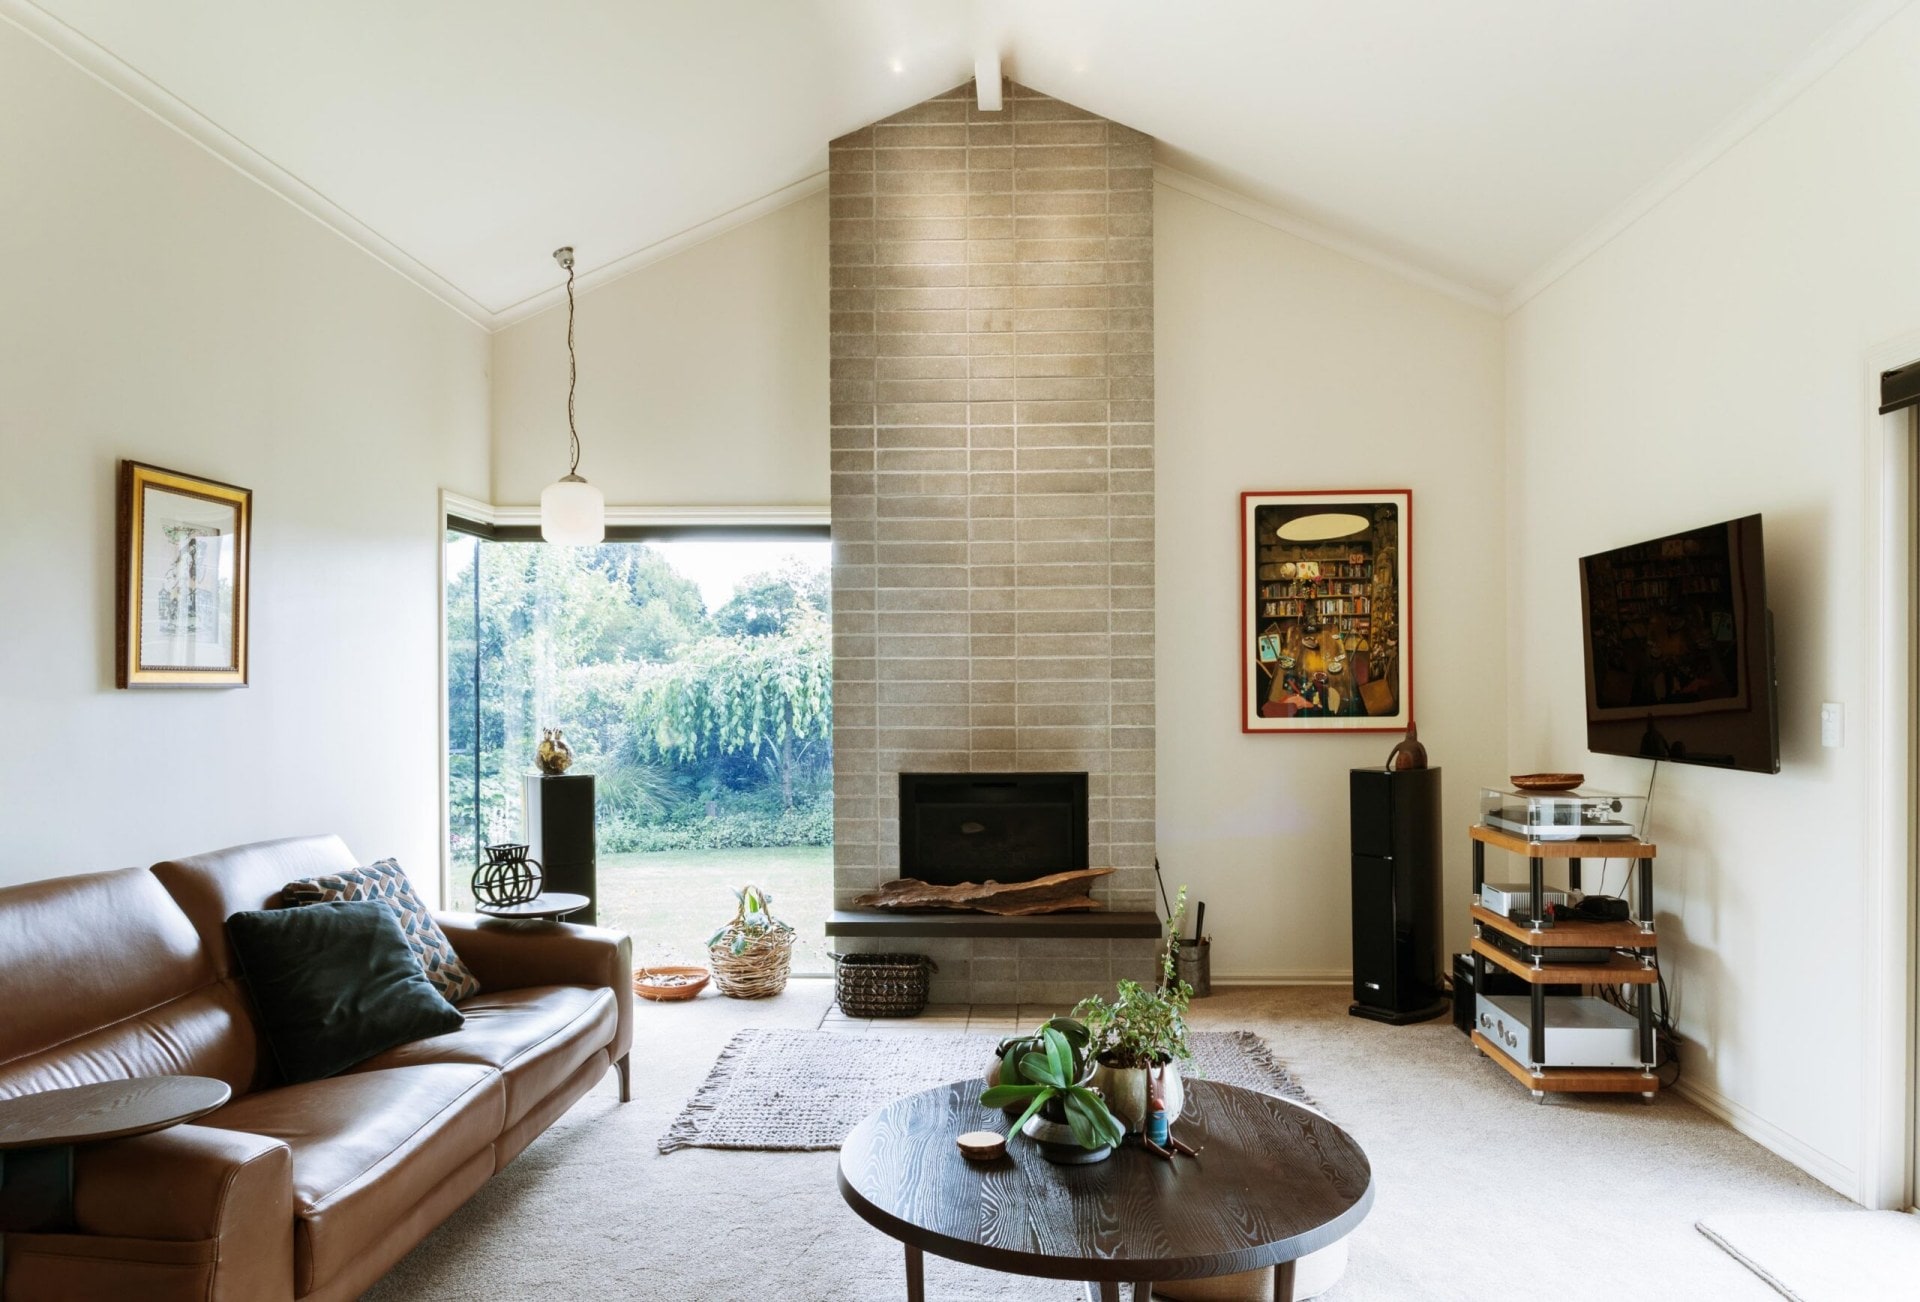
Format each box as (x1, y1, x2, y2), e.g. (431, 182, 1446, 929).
(281, 858, 481, 1004)
(227, 899, 464, 1084)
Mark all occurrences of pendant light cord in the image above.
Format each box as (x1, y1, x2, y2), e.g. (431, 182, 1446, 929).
(564, 255, 581, 477)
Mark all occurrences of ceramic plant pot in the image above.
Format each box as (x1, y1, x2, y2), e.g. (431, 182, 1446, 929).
(1089, 1061, 1184, 1136)
(1020, 1100, 1113, 1165)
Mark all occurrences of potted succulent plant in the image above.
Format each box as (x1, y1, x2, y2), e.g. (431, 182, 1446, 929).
(1073, 890, 1195, 1136)
(979, 1024, 1126, 1164)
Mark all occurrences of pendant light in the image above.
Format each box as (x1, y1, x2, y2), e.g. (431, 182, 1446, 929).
(540, 245, 605, 545)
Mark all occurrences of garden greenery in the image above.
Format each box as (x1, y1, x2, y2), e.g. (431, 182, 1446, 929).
(447, 542, 832, 865)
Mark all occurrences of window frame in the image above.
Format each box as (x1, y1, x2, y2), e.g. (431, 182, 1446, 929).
(435, 491, 829, 907)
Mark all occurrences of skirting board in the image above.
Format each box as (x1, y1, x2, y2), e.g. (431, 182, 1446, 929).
(1211, 970, 1350, 986)
(1673, 1076, 1860, 1201)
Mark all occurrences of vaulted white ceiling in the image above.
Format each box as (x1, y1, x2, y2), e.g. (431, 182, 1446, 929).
(9, 0, 1894, 323)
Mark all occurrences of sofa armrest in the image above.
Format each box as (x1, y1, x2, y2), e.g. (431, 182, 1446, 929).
(437, 913, 633, 1065)
(55, 1124, 295, 1302)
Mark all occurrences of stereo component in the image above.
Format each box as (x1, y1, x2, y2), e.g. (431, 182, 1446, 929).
(1475, 993, 1643, 1069)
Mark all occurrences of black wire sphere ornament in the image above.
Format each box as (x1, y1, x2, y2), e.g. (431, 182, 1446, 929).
(474, 844, 544, 907)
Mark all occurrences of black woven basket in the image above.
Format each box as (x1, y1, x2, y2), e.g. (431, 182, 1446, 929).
(831, 952, 936, 1018)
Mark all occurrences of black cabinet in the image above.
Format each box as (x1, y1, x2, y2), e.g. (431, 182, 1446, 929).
(523, 774, 597, 924)
(1349, 767, 1447, 1024)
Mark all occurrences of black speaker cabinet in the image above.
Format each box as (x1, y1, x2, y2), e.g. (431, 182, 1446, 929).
(523, 774, 597, 924)
(1349, 767, 1448, 1025)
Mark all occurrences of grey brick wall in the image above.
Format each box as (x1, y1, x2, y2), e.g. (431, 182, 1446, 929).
(828, 81, 1157, 1006)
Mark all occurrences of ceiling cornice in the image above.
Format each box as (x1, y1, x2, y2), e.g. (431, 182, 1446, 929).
(0, 0, 496, 328)
(487, 170, 829, 331)
(1503, 0, 1914, 314)
(1153, 164, 1502, 313)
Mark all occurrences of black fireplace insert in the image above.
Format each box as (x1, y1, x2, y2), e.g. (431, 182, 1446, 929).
(897, 772, 1088, 887)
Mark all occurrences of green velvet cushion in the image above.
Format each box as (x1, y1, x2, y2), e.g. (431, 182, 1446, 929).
(227, 899, 465, 1084)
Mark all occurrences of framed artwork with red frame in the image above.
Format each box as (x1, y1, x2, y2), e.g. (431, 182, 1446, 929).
(1241, 489, 1411, 733)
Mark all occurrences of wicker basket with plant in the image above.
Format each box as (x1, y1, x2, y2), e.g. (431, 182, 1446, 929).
(707, 885, 795, 999)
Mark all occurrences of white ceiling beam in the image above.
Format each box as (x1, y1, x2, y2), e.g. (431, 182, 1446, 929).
(975, 53, 1002, 111)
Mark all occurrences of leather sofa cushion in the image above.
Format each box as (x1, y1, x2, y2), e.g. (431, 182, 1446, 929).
(151, 835, 361, 978)
(351, 985, 615, 1129)
(202, 1062, 503, 1296)
(0, 867, 268, 1098)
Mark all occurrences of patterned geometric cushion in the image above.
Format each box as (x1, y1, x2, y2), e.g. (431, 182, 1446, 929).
(282, 859, 481, 1003)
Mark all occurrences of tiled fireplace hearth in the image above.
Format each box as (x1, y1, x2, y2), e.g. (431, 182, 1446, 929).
(827, 80, 1158, 1005)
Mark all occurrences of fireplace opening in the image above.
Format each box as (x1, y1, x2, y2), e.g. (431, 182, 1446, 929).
(898, 772, 1088, 888)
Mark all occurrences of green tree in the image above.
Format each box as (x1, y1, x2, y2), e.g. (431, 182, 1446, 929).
(631, 612, 832, 809)
(712, 556, 830, 637)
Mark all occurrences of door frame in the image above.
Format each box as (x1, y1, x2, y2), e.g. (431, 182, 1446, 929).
(1863, 333, 1920, 1210)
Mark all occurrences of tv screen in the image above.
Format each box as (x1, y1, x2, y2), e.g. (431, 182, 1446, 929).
(1579, 514, 1779, 774)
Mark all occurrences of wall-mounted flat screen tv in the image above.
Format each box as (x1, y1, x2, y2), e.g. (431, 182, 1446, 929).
(1579, 514, 1780, 774)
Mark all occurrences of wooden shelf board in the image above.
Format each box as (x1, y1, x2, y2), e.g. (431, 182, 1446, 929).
(1470, 824, 1657, 859)
(1471, 937, 1659, 986)
(1472, 905, 1656, 950)
(1472, 1031, 1660, 1094)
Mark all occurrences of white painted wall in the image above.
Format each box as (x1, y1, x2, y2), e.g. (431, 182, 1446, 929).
(1154, 185, 1507, 980)
(489, 191, 830, 509)
(1504, 1, 1920, 1199)
(0, 24, 490, 892)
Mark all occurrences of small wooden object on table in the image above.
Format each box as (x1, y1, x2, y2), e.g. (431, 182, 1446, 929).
(1468, 822, 1661, 1100)
(1508, 772, 1583, 792)
(474, 891, 591, 922)
(840, 1078, 1373, 1302)
(0, 1075, 231, 1275)
(634, 966, 710, 1001)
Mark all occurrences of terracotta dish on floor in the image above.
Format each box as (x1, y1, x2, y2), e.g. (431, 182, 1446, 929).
(634, 966, 710, 1001)
(1509, 773, 1584, 792)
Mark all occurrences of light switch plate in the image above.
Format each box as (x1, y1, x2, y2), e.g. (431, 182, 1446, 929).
(1820, 702, 1843, 748)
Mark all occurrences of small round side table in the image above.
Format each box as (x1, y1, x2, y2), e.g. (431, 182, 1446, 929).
(0, 1075, 231, 1274)
(474, 891, 591, 921)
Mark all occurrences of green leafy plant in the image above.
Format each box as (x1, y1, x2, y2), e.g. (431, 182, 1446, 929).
(707, 884, 793, 956)
(980, 1024, 1126, 1152)
(1073, 888, 1194, 1069)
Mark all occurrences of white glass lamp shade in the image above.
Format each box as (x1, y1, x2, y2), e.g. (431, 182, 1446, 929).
(540, 474, 605, 545)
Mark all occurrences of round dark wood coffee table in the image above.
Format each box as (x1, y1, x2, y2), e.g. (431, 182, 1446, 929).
(839, 1077, 1373, 1302)
(0, 1076, 231, 1274)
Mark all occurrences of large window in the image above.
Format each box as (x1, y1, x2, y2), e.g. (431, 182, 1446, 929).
(446, 529, 831, 972)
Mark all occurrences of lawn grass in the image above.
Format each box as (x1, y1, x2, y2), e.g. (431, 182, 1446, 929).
(597, 844, 834, 975)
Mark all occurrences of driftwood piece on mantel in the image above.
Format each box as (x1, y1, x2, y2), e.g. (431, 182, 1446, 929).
(852, 868, 1113, 916)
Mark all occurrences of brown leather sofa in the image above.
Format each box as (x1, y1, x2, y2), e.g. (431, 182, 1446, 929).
(0, 835, 633, 1302)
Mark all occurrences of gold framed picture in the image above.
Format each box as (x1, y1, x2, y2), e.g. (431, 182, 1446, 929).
(116, 461, 251, 688)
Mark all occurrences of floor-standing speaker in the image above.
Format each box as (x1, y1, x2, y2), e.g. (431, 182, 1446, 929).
(523, 774, 597, 924)
(1349, 766, 1447, 1024)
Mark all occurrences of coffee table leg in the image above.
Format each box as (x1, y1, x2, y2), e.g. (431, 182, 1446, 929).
(904, 1243, 924, 1302)
(1083, 1283, 1122, 1302)
(1274, 1259, 1297, 1302)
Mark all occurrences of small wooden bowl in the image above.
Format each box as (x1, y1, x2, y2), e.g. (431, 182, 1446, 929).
(1510, 772, 1584, 793)
(633, 966, 710, 1002)
(956, 1130, 1007, 1162)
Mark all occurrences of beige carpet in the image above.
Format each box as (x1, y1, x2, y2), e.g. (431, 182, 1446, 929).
(658, 1028, 1307, 1151)
(364, 984, 1852, 1301)
(1698, 1211, 1920, 1300)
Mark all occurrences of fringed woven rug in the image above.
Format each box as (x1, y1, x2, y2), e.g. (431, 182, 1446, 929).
(659, 1029, 1312, 1153)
